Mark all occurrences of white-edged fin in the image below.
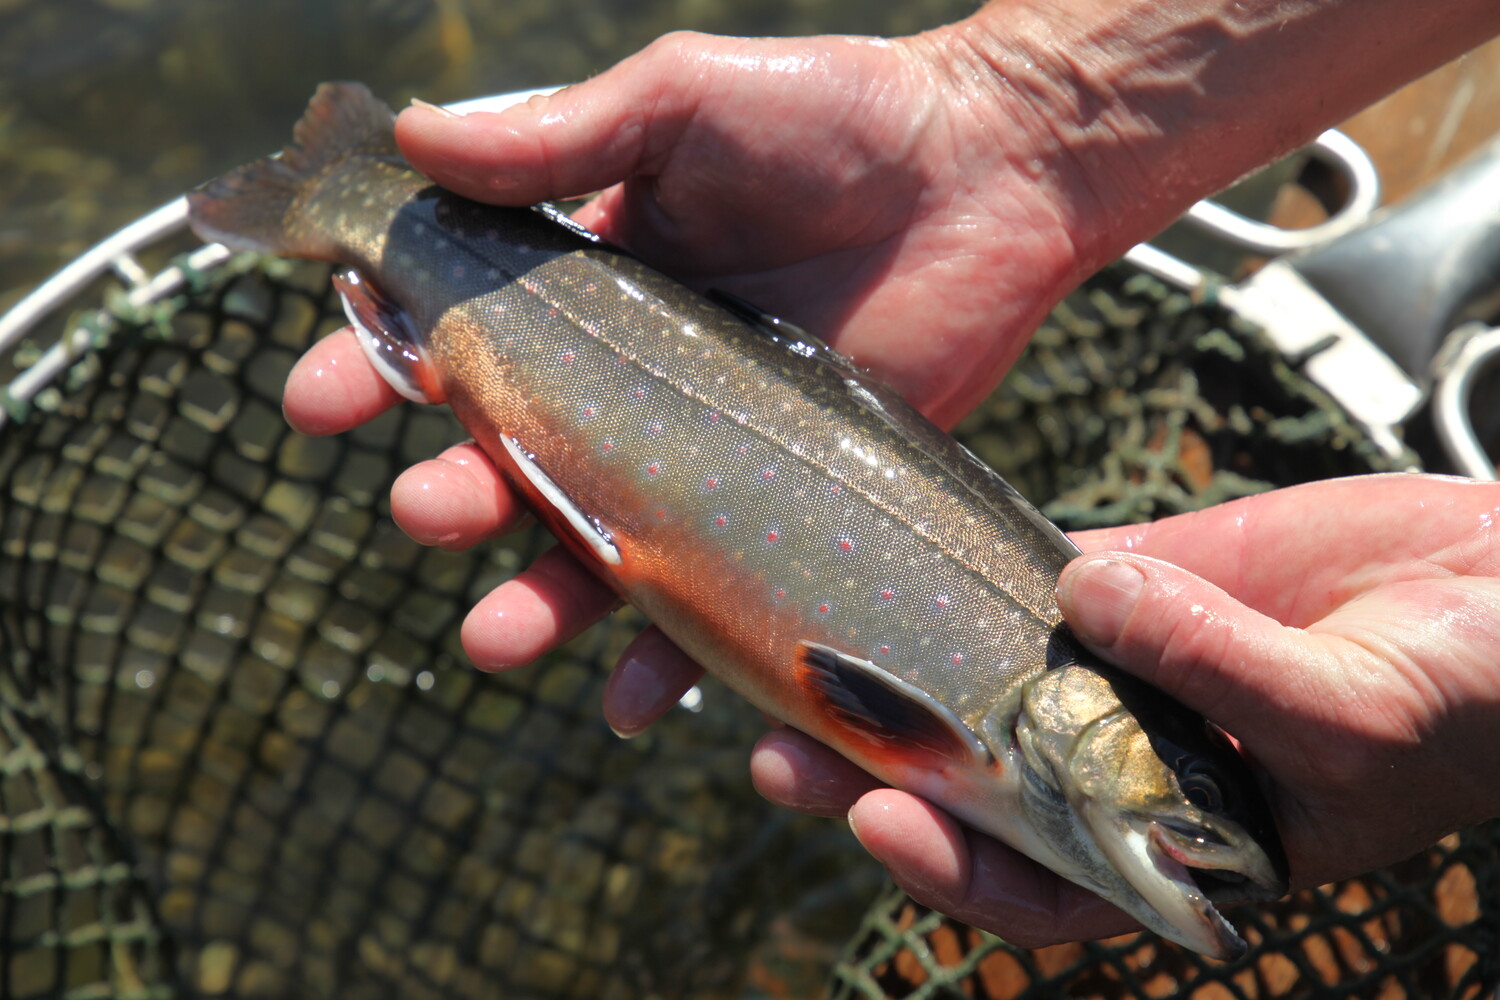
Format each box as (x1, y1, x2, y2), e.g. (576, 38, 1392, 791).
(797, 643, 990, 765)
(500, 436, 622, 566)
(333, 269, 443, 404)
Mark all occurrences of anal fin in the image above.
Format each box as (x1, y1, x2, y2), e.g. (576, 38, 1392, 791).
(501, 436, 622, 567)
(796, 643, 988, 766)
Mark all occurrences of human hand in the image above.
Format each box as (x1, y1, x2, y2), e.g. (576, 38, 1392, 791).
(753, 474, 1500, 947)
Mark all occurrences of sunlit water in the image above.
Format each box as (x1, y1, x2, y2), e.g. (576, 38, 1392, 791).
(0, 0, 978, 305)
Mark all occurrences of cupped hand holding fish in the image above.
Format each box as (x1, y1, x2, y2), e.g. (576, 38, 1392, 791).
(755, 474, 1500, 947)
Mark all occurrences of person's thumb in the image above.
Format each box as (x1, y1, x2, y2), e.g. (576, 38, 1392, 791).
(1055, 553, 1329, 739)
(393, 41, 697, 206)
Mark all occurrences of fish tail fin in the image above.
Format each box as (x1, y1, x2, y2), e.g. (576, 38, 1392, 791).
(187, 82, 399, 257)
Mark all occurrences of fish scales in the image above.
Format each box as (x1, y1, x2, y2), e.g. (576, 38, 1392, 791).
(356, 183, 1070, 734)
(188, 82, 1288, 958)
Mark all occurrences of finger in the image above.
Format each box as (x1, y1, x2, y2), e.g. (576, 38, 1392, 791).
(395, 40, 697, 206)
(1055, 552, 1331, 736)
(847, 790, 1134, 948)
(1068, 475, 1496, 623)
(283, 326, 402, 435)
(604, 626, 704, 737)
(390, 442, 531, 550)
(461, 545, 621, 670)
(749, 729, 883, 817)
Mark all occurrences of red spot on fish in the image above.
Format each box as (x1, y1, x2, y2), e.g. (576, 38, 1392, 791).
(880, 589, 895, 600)
(632, 387, 646, 400)
(707, 412, 721, 424)
(761, 467, 776, 481)
(951, 653, 964, 665)
(655, 508, 667, 519)
(704, 477, 719, 490)
(713, 514, 729, 529)
(816, 603, 831, 615)
(646, 462, 662, 477)
(935, 595, 951, 610)
(600, 440, 615, 455)
(560, 350, 576, 364)
(765, 530, 779, 543)
(829, 484, 842, 496)
(836, 538, 854, 553)
(878, 645, 891, 655)
(773, 587, 787, 601)
(580, 405, 597, 419)
(549, 308, 559, 317)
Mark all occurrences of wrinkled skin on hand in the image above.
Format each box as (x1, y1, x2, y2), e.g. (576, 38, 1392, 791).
(280, 25, 1500, 951)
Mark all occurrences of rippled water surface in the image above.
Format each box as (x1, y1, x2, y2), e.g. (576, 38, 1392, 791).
(0, 0, 978, 304)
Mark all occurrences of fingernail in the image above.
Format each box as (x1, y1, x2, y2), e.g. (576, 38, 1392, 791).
(847, 806, 868, 850)
(409, 96, 462, 118)
(1062, 558, 1146, 647)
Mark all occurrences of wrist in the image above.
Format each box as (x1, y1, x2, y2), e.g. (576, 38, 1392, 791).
(923, 0, 1500, 273)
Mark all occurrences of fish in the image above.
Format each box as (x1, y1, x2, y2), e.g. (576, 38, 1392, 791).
(188, 82, 1288, 957)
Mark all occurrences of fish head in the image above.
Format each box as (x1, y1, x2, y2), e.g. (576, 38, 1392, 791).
(1002, 658, 1287, 958)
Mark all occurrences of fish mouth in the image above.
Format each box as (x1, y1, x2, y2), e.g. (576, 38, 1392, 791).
(1143, 822, 1251, 959)
(1133, 817, 1289, 958)
(1088, 809, 1288, 959)
(1149, 817, 1288, 903)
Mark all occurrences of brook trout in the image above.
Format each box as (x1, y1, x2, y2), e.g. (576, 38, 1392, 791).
(189, 83, 1287, 957)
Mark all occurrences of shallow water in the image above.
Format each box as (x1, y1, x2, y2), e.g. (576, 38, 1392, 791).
(0, 0, 978, 307)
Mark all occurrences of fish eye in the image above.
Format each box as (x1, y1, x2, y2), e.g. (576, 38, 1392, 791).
(1178, 765, 1226, 814)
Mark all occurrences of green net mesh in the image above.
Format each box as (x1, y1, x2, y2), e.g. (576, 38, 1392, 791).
(0, 245, 1494, 1000)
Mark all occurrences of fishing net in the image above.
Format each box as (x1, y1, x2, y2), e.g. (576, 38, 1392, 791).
(0, 228, 1494, 1000)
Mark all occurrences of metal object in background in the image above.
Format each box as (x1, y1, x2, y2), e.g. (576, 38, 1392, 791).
(1129, 129, 1500, 479)
(1177, 129, 1384, 256)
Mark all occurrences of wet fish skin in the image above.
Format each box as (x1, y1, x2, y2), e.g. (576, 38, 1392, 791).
(188, 82, 1287, 957)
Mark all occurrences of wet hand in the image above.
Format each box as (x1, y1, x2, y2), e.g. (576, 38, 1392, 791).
(756, 474, 1500, 948)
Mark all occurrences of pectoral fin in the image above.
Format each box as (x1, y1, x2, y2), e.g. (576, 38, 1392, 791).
(796, 643, 988, 767)
(500, 436, 622, 567)
(334, 268, 446, 405)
